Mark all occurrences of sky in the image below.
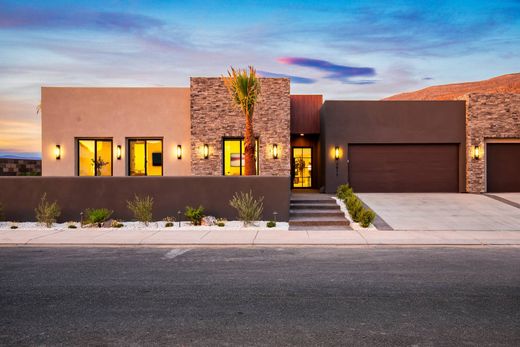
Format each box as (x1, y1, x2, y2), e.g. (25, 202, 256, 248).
(0, 0, 519, 157)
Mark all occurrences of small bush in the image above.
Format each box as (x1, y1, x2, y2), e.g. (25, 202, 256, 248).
(84, 208, 113, 227)
(336, 184, 353, 200)
(229, 190, 264, 226)
(359, 209, 376, 228)
(10, 224, 18, 229)
(185, 206, 205, 225)
(35, 193, 61, 228)
(266, 220, 276, 228)
(165, 222, 174, 228)
(111, 220, 124, 228)
(0, 201, 5, 221)
(163, 216, 175, 223)
(346, 196, 364, 223)
(216, 218, 226, 227)
(127, 195, 154, 226)
(68, 224, 77, 229)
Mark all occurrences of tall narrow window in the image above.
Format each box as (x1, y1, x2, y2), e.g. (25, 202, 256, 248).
(223, 138, 259, 175)
(128, 139, 163, 176)
(78, 139, 112, 176)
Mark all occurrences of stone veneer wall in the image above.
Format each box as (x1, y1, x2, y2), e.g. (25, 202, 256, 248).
(464, 93, 520, 192)
(190, 77, 291, 176)
(0, 159, 41, 176)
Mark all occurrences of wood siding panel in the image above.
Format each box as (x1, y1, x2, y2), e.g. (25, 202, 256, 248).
(291, 95, 322, 134)
(348, 144, 459, 192)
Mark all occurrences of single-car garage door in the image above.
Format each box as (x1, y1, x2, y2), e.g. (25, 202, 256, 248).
(348, 144, 459, 192)
(487, 143, 520, 192)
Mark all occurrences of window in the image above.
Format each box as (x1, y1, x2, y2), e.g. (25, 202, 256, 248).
(223, 138, 259, 175)
(128, 139, 163, 176)
(77, 139, 113, 176)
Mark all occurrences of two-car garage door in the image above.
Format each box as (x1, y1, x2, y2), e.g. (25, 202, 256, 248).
(348, 144, 459, 192)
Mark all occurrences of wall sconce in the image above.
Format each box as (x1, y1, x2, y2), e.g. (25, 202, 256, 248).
(116, 145, 122, 160)
(54, 145, 61, 160)
(272, 144, 278, 159)
(176, 145, 182, 159)
(472, 145, 482, 160)
(335, 146, 340, 160)
(203, 144, 209, 159)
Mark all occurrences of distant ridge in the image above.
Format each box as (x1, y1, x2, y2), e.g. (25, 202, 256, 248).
(0, 153, 41, 160)
(383, 73, 520, 100)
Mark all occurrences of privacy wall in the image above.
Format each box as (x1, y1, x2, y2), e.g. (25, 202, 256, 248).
(0, 176, 290, 222)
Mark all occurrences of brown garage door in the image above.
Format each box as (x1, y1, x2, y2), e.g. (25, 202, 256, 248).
(348, 144, 459, 192)
(487, 143, 520, 192)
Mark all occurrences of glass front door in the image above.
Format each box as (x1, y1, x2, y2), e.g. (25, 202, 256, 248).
(292, 147, 312, 188)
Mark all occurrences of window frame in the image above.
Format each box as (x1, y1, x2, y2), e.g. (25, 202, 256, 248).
(76, 138, 113, 177)
(127, 138, 164, 176)
(222, 137, 259, 176)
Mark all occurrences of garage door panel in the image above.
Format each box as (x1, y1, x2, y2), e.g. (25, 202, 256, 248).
(348, 144, 459, 192)
(487, 143, 520, 192)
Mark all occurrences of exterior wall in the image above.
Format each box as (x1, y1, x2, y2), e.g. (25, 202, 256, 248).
(190, 77, 291, 176)
(464, 93, 520, 192)
(320, 100, 467, 193)
(41, 87, 191, 176)
(0, 176, 290, 221)
(0, 159, 41, 176)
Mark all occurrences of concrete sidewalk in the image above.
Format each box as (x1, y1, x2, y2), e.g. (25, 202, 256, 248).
(1, 228, 519, 246)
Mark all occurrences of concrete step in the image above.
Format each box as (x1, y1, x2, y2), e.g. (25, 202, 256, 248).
(289, 225, 351, 231)
(291, 203, 341, 210)
(290, 209, 344, 218)
(290, 199, 336, 204)
(289, 216, 350, 227)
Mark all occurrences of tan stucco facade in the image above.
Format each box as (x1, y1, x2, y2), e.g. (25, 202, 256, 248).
(41, 87, 191, 176)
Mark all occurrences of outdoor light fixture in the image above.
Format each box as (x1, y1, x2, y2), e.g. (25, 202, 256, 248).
(472, 145, 482, 160)
(300, 133, 304, 137)
(272, 144, 278, 159)
(335, 146, 340, 160)
(116, 145, 122, 160)
(54, 145, 61, 160)
(176, 145, 182, 159)
(203, 144, 209, 159)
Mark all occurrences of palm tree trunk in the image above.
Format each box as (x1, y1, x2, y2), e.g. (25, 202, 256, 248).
(244, 112, 256, 175)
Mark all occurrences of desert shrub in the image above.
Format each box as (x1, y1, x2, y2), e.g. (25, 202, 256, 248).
(164, 222, 174, 227)
(336, 184, 353, 200)
(84, 208, 113, 227)
(67, 223, 77, 229)
(229, 190, 264, 227)
(10, 224, 18, 229)
(0, 201, 4, 221)
(359, 209, 376, 228)
(111, 220, 124, 228)
(216, 218, 226, 227)
(127, 195, 154, 226)
(185, 206, 205, 226)
(35, 193, 61, 228)
(163, 216, 175, 228)
(346, 196, 364, 223)
(267, 220, 276, 228)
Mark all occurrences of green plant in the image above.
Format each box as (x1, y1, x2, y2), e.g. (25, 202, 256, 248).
(185, 206, 205, 226)
(84, 208, 113, 227)
(165, 222, 174, 227)
(359, 209, 376, 228)
(10, 224, 18, 229)
(35, 193, 61, 228)
(346, 196, 364, 223)
(127, 195, 154, 225)
(267, 220, 276, 228)
(68, 224, 77, 229)
(216, 218, 226, 227)
(229, 190, 264, 226)
(111, 220, 124, 228)
(222, 66, 261, 175)
(336, 184, 353, 200)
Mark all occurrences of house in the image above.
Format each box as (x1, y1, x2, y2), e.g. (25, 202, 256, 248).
(41, 78, 520, 194)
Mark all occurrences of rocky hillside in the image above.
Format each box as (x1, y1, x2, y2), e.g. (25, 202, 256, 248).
(384, 73, 520, 100)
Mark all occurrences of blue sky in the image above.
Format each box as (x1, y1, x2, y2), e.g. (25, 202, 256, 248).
(0, 0, 519, 156)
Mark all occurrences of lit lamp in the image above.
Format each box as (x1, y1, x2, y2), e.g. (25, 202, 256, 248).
(335, 146, 340, 160)
(176, 145, 182, 159)
(54, 145, 61, 160)
(203, 144, 209, 159)
(116, 145, 122, 160)
(272, 144, 278, 159)
(472, 145, 482, 160)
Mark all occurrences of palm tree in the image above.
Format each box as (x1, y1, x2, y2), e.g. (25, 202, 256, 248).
(222, 66, 261, 176)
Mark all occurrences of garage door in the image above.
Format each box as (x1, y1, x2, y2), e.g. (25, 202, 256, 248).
(348, 144, 459, 192)
(487, 143, 520, 192)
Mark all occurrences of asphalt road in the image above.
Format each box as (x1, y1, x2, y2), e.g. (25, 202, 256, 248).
(1, 247, 519, 346)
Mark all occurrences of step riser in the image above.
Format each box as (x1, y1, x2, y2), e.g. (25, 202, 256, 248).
(291, 212, 344, 218)
(291, 205, 340, 210)
(289, 221, 350, 227)
(290, 200, 336, 204)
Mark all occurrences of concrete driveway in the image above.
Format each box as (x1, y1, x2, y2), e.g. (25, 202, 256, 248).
(357, 193, 520, 231)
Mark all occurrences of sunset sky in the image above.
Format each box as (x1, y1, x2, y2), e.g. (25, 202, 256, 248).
(1, 0, 519, 157)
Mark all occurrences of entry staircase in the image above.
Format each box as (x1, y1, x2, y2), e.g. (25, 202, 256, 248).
(289, 193, 350, 230)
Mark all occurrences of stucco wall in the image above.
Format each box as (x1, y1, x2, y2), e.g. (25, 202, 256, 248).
(464, 93, 520, 192)
(190, 77, 291, 176)
(41, 87, 191, 176)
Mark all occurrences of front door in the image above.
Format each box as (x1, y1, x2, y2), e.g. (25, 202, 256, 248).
(292, 147, 312, 188)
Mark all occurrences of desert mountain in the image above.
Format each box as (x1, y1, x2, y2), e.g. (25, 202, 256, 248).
(384, 73, 520, 100)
